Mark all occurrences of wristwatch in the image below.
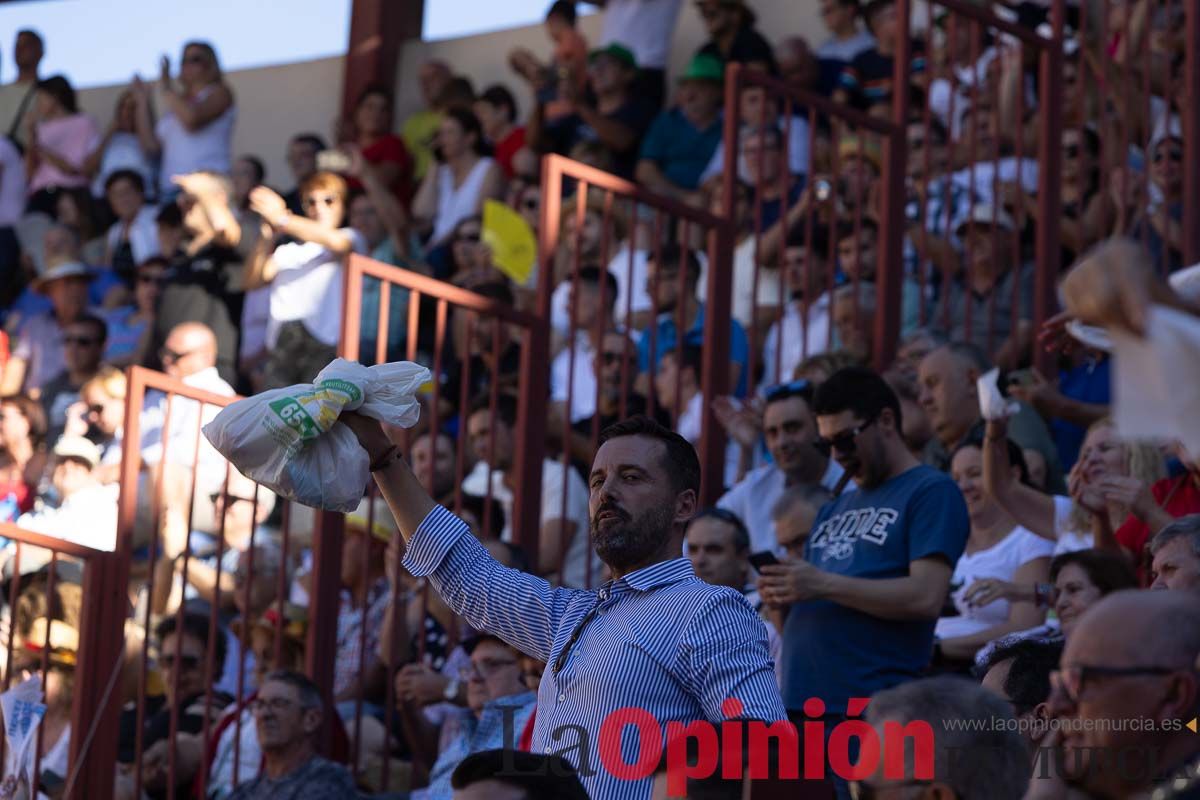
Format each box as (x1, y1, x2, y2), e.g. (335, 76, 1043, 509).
(443, 677, 460, 702)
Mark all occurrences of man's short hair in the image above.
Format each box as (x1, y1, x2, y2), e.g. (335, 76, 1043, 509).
(940, 341, 992, 374)
(663, 343, 704, 383)
(546, 0, 578, 25)
(290, 132, 326, 152)
(468, 392, 519, 428)
(812, 366, 902, 431)
(156, 202, 183, 228)
(599, 416, 701, 498)
(786, 223, 829, 255)
(480, 84, 519, 123)
(981, 637, 1064, 715)
(451, 749, 590, 799)
(455, 493, 509, 537)
(262, 668, 323, 711)
(71, 313, 108, 345)
(104, 169, 146, 196)
(577, 264, 619, 306)
(868, 677, 1032, 799)
(647, 243, 703, 285)
(1150, 515, 1200, 558)
(834, 217, 879, 244)
(770, 482, 831, 523)
(688, 507, 751, 552)
(155, 612, 227, 683)
(472, 281, 516, 307)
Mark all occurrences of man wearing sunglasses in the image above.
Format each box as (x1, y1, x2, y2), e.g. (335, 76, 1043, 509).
(758, 367, 967, 794)
(1034, 590, 1200, 799)
(39, 313, 107, 444)
(717, 379, 845, 554)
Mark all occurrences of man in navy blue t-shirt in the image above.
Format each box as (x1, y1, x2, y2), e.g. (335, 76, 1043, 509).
(759, 367, 968, 716)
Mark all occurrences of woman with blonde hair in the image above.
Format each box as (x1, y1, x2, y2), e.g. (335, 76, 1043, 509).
(145, 41, 236, 198)
(65, 365, 127, 484)
(963, 415, 1166, 611)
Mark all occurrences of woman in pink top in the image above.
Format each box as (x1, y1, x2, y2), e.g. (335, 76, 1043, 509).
(23, 75, 101, 216)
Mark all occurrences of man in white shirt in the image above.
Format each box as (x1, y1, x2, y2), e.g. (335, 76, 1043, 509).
(550, 266, 619, 424)
(760, 227, 834, 388)
(461, 394, 601, 588)
(141, 322, 236, 538)
(654, 344, 741, 488)
(583, 0, 685, 110)
(718, 380, 846, 553)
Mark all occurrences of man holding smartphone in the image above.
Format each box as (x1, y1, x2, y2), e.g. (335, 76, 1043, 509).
(757, 367, 968, 798)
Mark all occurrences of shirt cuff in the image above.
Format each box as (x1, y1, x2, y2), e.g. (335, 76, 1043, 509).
(402, 504, 470, 577)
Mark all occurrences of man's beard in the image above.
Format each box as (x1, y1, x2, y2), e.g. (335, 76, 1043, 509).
(590, 502, 675, 573)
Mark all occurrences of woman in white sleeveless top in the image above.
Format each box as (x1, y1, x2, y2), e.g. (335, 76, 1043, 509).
(935, 433, 1055, 665)
(412, 107, 503, 251)
(146, 41, 236, 197)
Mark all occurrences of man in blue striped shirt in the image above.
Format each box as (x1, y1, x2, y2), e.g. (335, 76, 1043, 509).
(343, 414, 787, 800)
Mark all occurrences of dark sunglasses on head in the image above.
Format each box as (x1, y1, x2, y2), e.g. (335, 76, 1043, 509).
(63, 336, 101, 347)
(764, 378, 812, 403)
(812, 416, 876, 458)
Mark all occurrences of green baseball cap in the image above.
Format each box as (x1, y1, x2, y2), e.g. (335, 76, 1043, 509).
(678, 53, 725, 84)
(589, 43, 638, 71)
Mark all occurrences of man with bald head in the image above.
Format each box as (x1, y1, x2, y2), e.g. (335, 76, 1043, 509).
(142, 322, 236, 588)
(1040, 590, 1200, 799)
(916, 342, 1064, 492)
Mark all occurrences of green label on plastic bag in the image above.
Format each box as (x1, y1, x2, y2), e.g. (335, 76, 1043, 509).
(268, 395, 320, 440)
(318, 379, 362, 404)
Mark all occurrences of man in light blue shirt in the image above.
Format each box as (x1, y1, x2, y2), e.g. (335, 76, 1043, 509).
(344, 413, 785, 800)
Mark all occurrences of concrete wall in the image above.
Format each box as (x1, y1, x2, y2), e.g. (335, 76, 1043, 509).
(395, 1, 827, 121)
(75, 55, 345, 192)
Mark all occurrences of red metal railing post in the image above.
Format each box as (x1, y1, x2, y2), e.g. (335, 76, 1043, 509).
(877, 0, 912, 370)
(1033, 0, 1065, 375)
(1184, 0, 1200, 266)
(66, 551, 122, 800)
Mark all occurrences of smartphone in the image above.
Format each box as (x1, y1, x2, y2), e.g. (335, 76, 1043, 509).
(316, 149, 351, 173)
(749, 551, 780, 572)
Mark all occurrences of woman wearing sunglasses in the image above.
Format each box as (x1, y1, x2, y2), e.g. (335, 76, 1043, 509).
(245, 171, 366, 389)
(145, 41, 236, 199)
(932, 430, 1055, 669)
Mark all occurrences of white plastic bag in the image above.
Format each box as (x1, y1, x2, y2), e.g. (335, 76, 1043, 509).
(202, 359, 430, 511)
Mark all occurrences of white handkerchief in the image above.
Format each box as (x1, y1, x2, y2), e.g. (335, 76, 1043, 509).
(1110, 304, 1200, 457)
(977, 368, 1019, 421)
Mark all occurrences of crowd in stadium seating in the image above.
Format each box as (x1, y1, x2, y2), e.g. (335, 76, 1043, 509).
(0, 0, 1198, 797)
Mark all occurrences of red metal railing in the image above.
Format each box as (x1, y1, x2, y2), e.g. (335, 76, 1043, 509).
(536, 154, 736, 505)
(0, 523, 114, 800)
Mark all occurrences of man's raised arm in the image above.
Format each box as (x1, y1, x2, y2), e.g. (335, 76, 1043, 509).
(340, 412, 572, 662)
